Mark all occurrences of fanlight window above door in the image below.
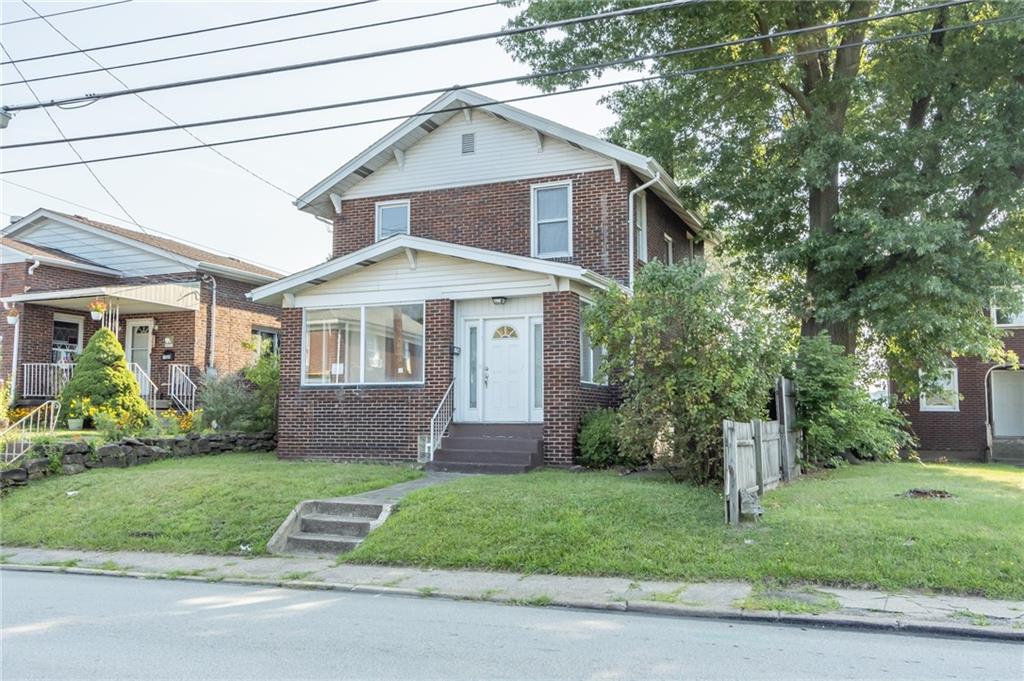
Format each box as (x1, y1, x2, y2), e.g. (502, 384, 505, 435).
(492, 325, 519, 339)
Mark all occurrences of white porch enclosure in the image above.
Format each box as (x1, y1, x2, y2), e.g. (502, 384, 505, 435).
(20, 363, 74, 398)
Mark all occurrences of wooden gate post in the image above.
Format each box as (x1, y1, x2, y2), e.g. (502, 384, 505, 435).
(752, 419, 765, 496)
(723, 420, 739, 525)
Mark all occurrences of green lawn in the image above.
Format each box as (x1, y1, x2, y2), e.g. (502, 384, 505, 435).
(345, 463, 1024, 599)
(0, 453, 421, 555)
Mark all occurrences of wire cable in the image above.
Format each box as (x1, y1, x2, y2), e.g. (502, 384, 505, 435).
(0, 0, 380, 65)
(19, 0, 296, 199)
(0, 0, 131, 26)
(0, 0, 708, 112)
(5, 13, 1014, 178)
(2, 0, 986, 151)
(1, 1, 501, 88)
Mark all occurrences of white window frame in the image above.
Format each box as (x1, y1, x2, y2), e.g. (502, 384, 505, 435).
(919, 367, 959, 412)
(52, 312, 84, 362)
(530, 180, 573, 259)
(579, 304, 607, 385)
(252, 327, 280, 355)
(300, 302, 426, 386)
(991, 301, 1024, 328)
(636, 190, 648, 263)
(375, 200, 410, 241)
(664, 234, 674, 264)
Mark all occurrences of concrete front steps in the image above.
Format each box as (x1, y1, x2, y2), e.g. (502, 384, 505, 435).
(426, 423, 543, 474)
(268, 500, 389, 556)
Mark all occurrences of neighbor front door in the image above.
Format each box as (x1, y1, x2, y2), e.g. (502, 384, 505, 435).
(126, 320, 153, 396)
(483, 318, 528, 422)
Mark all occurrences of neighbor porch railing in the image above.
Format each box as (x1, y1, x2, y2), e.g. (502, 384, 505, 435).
(1, 399, 60, 465)
(427, 381, 455, 462)
(21, 363, 75, 398)
(168, 364, 197, 412)
(130, 363, 159, 411)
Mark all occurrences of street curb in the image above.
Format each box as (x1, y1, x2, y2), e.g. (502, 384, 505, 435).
(3, 564, 1021, 642)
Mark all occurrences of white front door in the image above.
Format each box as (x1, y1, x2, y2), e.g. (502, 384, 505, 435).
(126, 320, 153, 396)
(992, 370, 1024, 437)
(483, 318, 528, 422)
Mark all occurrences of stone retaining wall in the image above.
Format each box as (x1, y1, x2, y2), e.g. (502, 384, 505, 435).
(1, 432, 276, 489)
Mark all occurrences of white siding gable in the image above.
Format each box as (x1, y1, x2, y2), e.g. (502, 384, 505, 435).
(17, 219, 191, 276)
(344, 113, 613, 200)
(294, 252, 559, 308)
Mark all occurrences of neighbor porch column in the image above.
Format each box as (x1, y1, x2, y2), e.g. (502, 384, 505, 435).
(542, 290, 581, 465)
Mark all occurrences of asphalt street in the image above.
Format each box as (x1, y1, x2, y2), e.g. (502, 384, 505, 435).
(1, 570, 1021, 680)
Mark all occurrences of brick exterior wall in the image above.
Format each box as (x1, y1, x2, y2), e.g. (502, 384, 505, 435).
(1, 262, 281, 403)
(645, 192, 701, 265)
(335, 170, 636, 286)
(541, 291, 582, 464)
(901, 329, 1024, 458)
(276, 300, 454, 460)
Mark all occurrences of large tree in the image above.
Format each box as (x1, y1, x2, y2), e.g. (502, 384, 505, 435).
(501, 0, 1024, 391)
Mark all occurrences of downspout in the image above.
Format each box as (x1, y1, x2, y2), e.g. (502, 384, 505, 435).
(628, 172, 660, 289)
(201, 274, 217, 375)
(7, 259, 39, 406)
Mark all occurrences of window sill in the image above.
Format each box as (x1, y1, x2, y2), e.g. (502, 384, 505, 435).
(300, 382, 425, 390)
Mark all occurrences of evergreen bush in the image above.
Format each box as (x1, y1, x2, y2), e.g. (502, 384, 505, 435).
(59, 327, 149, 430)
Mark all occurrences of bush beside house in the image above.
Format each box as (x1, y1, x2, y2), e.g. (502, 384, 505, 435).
(59, 327, 149, 430)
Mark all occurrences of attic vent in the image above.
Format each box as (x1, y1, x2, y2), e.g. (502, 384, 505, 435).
(419, 119, 439, 133)
(354, 165, 374, 178)
(491, 113, 508, 122)
(568, 141, 584, 150)
(461, 133, 475, 155)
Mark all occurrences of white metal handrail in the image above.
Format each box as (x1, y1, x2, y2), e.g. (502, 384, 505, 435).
(1, 399, 60, 465)
(21, 362, 75, 398)
(168, 364, 197, 412)
(130, 363, 159, 411)
(427, 381, 455, 462)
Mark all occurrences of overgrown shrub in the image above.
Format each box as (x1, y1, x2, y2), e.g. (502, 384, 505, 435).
(94, 409, 144, 441)
(586, 261, 787, 484)
(199, 373, 260, 432)
(243, 339, 279, 433)
(59, 328, 149, 430)
(794, 333, 915, 466)
(577, 408, 634, 468)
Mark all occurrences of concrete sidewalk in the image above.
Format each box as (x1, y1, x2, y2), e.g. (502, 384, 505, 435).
(1, 546, 1021, 641)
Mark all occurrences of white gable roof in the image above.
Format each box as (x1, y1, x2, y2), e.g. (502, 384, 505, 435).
(248, 234, 615, 306)
(295, 89, 703, 231)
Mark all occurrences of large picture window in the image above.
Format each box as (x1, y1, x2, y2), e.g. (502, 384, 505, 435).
(303, 304, 424, 385)
(532, 181, 571, 258)
(52, 313, 83, 363)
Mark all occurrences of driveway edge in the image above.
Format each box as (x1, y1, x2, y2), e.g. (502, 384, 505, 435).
(3, 563, 1020, 643)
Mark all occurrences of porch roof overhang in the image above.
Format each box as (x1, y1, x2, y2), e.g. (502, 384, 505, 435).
(247, 235, 618, 306)
(3, 282, 200, 313)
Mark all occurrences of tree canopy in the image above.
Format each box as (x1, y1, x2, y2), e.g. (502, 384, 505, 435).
(501, 0, 1024, 393)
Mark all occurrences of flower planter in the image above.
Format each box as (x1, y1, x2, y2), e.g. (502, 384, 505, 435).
(90, 310, 103, 321)
(67, 418, 84, 430)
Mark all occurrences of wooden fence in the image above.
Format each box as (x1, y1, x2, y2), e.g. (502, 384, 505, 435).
(723, 379, 802, 524)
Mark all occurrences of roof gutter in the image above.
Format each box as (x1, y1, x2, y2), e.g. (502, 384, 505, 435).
(628, 170, 660, 289)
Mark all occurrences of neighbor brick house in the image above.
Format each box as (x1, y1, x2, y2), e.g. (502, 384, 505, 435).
(1, 209, 282, 410)
(249, 89, 705, 470)
(899, 302, 1024, 463)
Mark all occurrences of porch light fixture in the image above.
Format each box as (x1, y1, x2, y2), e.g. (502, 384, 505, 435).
(491, 296, 508, 305)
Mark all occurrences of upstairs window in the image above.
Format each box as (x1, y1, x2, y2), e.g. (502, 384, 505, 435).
(636, 191, 648, 263)
(532, 181, 572, 258)
(376, 200, 410, 241)
(992, 294, 1024, 327)
(664, 234, 674, 264)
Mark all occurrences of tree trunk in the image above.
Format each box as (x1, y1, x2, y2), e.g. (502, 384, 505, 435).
(802, 164, 857, 354)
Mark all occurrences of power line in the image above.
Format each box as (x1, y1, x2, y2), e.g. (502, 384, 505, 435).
(5, 13, 1014, 178)
(0, 0, 708, 112)
(0, 0, 131, 26)
(0, 0, 380, 65)
(20, 0, 296, 199)
(2, 0, 984, 151)
(1, 2, 502, 88)
(0, 42, 145, 228)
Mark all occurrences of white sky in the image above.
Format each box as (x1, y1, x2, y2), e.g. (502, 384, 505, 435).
(0, 1, 622, 274)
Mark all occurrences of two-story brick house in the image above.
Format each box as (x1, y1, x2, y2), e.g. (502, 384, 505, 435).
(249, 89, 704, 470)
(900, 302, 1024, 463)
(1, 209, 282, 411)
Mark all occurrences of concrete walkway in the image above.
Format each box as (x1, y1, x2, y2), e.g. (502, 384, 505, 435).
(342, 471, 463, 505)
(1, 546, 1020, 641)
